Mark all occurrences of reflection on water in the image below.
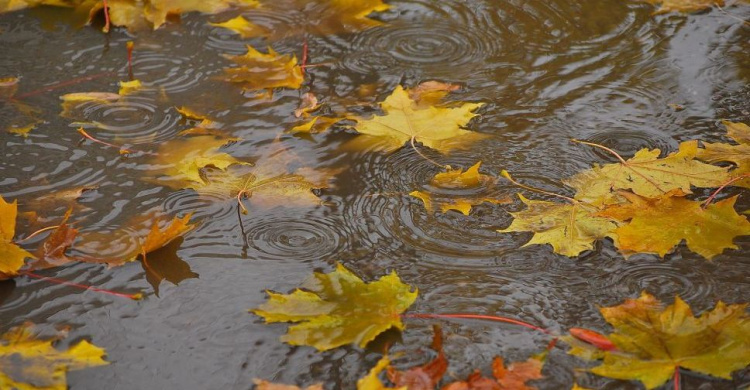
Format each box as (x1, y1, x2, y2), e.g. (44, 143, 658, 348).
(1, 0, 749, 389)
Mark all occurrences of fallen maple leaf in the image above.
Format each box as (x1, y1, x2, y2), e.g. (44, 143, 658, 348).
(139, 213, 194, 257)
(1, 0, 260, 30)
(387, 325, 448, 390)
(358, 356, 406, 390)
(430, 162, 491, 189)
(0, 195, 35, 278)
(694, 120, 750, 188)
(597, 190, 750, 259)
(442, 354, 545, 390)
(252, 264, 418, 351)
(564, 141, 731, 207)
(149, 135, 246, 188)
(564, 291, 750, 389)
(638, 0, 723, 14)
(253, 379, 323, 390)
(0, 322, 108, 390)
(31, 209, 78, 270)
(211, 0, 389, 40)
(210, 15, 269, 38)
(498, 192, 618, 257)
(222, 45, 304, 92)
(346, 86, 487, 153)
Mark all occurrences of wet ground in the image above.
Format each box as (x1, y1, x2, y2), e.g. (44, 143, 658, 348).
(1, 1, 749, 389)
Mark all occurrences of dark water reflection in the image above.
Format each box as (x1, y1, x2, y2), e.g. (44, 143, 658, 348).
(1, 0, 749, 389)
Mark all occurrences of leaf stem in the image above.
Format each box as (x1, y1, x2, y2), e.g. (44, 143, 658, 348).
(402, 313, 549, 334)
(77, 127, 133, 154)
(410, 135, 447, 169)
(102, 0, 111, 33)
(21, 271, 142, 300)
(126, 41, 134, 80)
(301, 38, 309, 77)
(18, 225, 60, 242)
(674, 368, 680, 390)
(702, 174, 750, 209)
(15, 72, 115, 99)
(571, 139, 628, 164)
(501, 170, 577, 204)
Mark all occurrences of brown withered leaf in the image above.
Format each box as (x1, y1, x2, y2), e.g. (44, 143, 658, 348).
(30, 209, 78, 270)
(442, 354, 545, 390)
(387, 325, 448, 390)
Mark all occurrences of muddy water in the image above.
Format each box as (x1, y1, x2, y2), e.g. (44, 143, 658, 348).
(1, 1, 749, 389)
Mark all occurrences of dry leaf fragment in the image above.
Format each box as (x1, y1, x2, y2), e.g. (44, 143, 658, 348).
(597, 190, 750, 259)
(0, 195, 35, 278)
(498, 193, 618, 257)
(0, 323, 108, 390)
(564, 292, 750, 389)
(31, 209, 78, 269)
(564, 141, 731, 206)
(252, 264, 417, 351)
(347, 86, 487, 153)
(222, 45, 304, 92)
(295, 92, 319, 118)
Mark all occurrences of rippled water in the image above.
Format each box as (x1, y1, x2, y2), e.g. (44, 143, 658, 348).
(1, 1, 749, 389)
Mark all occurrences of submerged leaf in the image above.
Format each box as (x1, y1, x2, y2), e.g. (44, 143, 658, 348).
(564, 292, 750, 389)
(564, 141, 730, 206)
(387, 326, 447, 390)
(0, 195, 35, 278)
(222, 45, 304, 92)
(410, 190, 510, 216)
(252, 264, 418, 351)
(498, 193, 618, 257)
(347, 86, 487, 153)
(442, 355, 545, 390)
(597, 190, 750, 259)
(0, 323, 108, 390)
(0, 76, 42, 135)
(638, 0, 723, 14)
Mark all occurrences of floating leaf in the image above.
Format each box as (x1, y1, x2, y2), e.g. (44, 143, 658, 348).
(222, 45, 303, 92)
(597, 190, 750, 259)
(358, 356, 406, 390)
(149, 135, 246, 187)
(498, 193, 618, 257)
(252, 264, 418, 351)
(210, 15, 269, 38)
(442, 355, 545, 390)
(387, 325, 447, 390)
(638, 0, 723, 14)
(694, 121, 750, 187)
(118, 79, 143, 95)
(31, 209, 78, 269)
(253, 379, 323, 390)
(346, 86, 487, 153)
(139, 214, 194, 257)
(564, 141, 731, 206)
(0, 195, 35, 278)
(288, 116, 343, 136)
(431, 162, 490, 189)
(0, 323, 108, 390)
(564, 292, 750, 389)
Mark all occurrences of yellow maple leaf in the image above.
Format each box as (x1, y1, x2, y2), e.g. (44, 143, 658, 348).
(346, 86, 487, 153)
(597, 190, 750, 260)
(210, 15, 269, 38)
(410, 190, 510, 216)
(638, 0, 723, 14)
(222, 45, 304, 92)
(139, 214, 194, 256)
(150, 135, 246, 187)
(431, 161, 489, 189)
(0, 195, 35, 278)
(0, 323, 108, 390)
(564, 141, 731, 207)
(694, 120, 750, 188)
(564, 292, 750, 389)
(498, 193, 619, 257)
